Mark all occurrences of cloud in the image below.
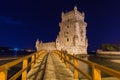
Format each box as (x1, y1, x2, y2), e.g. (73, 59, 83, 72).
(0, 16, 23, 25)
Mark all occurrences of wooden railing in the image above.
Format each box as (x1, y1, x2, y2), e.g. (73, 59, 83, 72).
(53, 50, 120, 80)
(0, 50, 47, 80)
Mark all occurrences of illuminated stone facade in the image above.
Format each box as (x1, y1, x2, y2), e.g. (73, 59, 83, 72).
(36, 6, 88, 54)
(36, 40, 56, 51)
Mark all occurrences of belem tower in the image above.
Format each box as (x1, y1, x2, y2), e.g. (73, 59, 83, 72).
(36, 6, 88, 54)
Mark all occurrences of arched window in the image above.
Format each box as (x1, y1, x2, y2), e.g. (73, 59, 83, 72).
(67, 38, 69, 42)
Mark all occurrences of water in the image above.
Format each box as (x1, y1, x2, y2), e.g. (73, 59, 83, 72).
(77, 54, 120, 79)
(0, 50, 34, 65)
(88, 54, 120, 71)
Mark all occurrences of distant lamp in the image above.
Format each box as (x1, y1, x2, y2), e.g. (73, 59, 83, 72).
(14, 48, 18, 56)
(14, 48, 18, 51)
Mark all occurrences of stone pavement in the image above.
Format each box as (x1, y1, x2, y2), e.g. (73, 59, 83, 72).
(27, 53, 75, 80)
(44, 53, 75, 80)
(27, 53, 48, 80)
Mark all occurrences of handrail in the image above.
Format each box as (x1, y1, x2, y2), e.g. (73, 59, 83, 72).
(53, 50, 120, 80)
(0, 50, 47, 80)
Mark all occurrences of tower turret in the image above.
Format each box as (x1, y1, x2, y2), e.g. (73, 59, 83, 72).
(36, 39, 40, 51)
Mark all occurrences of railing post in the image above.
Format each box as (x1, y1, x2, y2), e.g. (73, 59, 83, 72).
(55, 51, 60, 59)
(59, 51, 61, 59)
(31, 54, 35, 69)
(36, 53, 38, 63)
(73, 58, 79, 79)
(22, 59, 28, 80)
(66, 55, 69, 68)
(38, 51, 41, 57)
(56, 51, 60, 58)
(61, 51, 62, 60)
(0, 69, 8, 80)
(62, 52, 64, 63)
(92, 65, 101, 80)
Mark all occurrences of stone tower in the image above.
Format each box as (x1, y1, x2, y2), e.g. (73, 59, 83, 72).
(56, 6, 88, 54)
(36, 6, 88, 54)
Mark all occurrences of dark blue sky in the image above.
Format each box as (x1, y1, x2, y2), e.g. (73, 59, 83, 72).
(0, 0, 120, 51)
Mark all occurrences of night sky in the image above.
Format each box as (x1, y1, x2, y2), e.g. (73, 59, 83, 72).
(0, 0, 120, 51)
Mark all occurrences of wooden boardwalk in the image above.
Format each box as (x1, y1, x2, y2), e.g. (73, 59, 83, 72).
(27, 53, 75, 80)
(0, 50, 120, 80)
